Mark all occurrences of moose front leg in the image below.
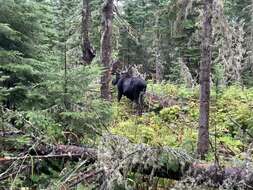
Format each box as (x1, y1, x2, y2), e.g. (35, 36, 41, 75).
(117, 92, 122, 102)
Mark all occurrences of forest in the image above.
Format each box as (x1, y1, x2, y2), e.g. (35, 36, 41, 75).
(0, 0, 253, 189)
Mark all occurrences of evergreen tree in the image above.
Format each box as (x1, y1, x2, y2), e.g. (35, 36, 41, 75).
(117, 0, 201, 82)
(0, 0, 55, 109)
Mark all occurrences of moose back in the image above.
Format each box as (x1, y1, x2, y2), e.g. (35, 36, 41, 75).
(112, 72, 147, 105)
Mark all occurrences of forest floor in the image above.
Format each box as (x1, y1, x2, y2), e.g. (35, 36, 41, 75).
(1, 83, 253, 189)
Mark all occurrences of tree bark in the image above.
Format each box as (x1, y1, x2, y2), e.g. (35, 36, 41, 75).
(197, 0, 213, 159)
(100, 0, 114, 100)
(154, 13, 163, 83)
(82, 0, 95, 64)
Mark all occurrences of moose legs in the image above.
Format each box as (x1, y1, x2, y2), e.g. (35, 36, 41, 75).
(133, 90, 145, 115)
(117, 92, 122, 102)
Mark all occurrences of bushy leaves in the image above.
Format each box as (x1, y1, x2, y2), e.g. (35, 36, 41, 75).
(111, 83, 253, 159)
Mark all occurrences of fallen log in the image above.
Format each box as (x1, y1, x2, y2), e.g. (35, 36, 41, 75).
(0, 154, 86, 163)
(1, 136, 253, 189)
(0, 144, 97, 164)
(145, 92, 178, 110)
(0, 131, 25, 137)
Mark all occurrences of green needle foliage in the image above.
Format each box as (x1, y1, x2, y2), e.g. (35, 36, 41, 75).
(0, 0, 45, 109)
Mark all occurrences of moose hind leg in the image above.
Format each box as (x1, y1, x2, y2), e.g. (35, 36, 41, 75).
(133, 95, 142, 116)
(138, 91, 145, 114)
(133, 99, 140, 115)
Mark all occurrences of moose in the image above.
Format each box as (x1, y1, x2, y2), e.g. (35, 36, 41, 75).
(112, 65, 147, 114)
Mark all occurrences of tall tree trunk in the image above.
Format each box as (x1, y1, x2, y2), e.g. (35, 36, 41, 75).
(63, 40, 69, 109)
(179, 57, 194, 88)
(100, 0, 114, 100)
(154, 13, 163, 83)
(249, 0, 253, 74)
(82, 0, 95, 64)
(61, 3, 69, 109)
(197, 0, 213, 159)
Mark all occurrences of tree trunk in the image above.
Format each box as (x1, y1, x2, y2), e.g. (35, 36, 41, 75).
(197, 0, 213, 159)
(82, 0, 95, 64)
(154, 13, 163, 83)
(179, 57, 194, 88)
(249, 0, 253, 74)
(62, 6, 70, 109)
(100, 0, 114, 100)
(63, 40, 70, 109)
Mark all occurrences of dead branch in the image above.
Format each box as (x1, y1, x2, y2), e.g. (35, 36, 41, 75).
(0, 154, 86, 164)
(68, 169, 104, 188)
(145, 92, 178, 109)
(1, 139, 253, 189)
(0, 131, 25, 137)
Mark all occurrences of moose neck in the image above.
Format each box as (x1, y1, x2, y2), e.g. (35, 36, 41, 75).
(112, 72, 121, 85)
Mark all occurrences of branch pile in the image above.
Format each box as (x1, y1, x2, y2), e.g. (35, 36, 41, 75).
(1, 132, 253, 189)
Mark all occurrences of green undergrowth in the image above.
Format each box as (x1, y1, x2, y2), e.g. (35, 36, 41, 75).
(110, 83, 253, 161)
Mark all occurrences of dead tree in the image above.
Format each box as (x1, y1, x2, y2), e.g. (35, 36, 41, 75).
(100, 0, 114, 100)
(82, 0, 95, 64)
(154, 12, 163, 83)
(197, 0, 213, 159)
(1, 137, 253, 189)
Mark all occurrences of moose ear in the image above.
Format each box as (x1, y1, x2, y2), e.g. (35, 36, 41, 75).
(111, 60, 122, 74)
